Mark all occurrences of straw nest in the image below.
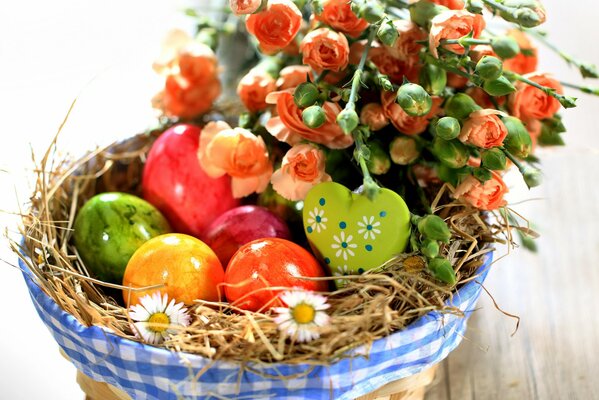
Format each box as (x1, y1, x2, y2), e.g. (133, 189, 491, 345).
(11, 116, 515, 366)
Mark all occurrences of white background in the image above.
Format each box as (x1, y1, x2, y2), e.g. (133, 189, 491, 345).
(0, 1, 598, 399)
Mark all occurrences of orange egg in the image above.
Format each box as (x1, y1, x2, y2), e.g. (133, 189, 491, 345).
(122, 233, 224, 306)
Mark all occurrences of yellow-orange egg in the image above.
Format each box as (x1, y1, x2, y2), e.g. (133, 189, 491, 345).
(122, 233, 224, 306)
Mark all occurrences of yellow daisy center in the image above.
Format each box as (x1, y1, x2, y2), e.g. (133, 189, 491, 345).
(148, 312, 170, 333)
(291, 303, 316, 325)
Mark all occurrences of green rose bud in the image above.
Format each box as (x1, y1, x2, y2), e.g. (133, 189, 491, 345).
(418, 214, 451, 243)
(428, 257, 456, 285)
(390, 136, 420, 165)
(377, 18, 399, 47)
(396, 83, 432, 117)
(357, 0, 385, 23)
(421, 239, 440, 258)
(475, 56, 503, 81)
(522, 165, 542, 188)
(444, 93, 480, 120)
(466, 0, 484, 13)
(435, 117, 461, 140)
(366, 141, 392, 175)
(377, 74, 394, 91)
(432, 137, 469, 169)
(473, 167, 493, 182)
(337, 108, 359, 134)
(294, 82, 320, 108)
(302, 105, 327, 129)
(419, 64, 447, 96)
(437, 165, 471, 187)
(491, 36, 520, 59)
(500, 0, 546, 28)
(559, 95, 577, 109)
(409, 0, 445, 29)
(502, 116, 532, 158)
(481, 148, 507, 170)
(538, 115, 566, 146)
(483, 76, 516, 97)
(580, 62, 599, 79)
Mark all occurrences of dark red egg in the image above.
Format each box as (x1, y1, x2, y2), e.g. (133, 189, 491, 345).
(142, 124, 239, 238)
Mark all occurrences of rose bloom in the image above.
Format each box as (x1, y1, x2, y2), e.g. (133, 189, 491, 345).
(430, 0, 465, 9)
(161, 74, 221, 119)
(503, 29, 538, 75)
(229, 0, 261, 15)
(381, 91, 443, 135)
(508, 73, 563, 121)
(390, 20, 426, 61)
(390, 136, 419, 165)
(429, 10, 486, 58)
(458, 109, 508, 149)
(360, 103, 389, 131)
(453, 171, 508, 210)
(446, 71, 469, 89)
(370, 45, 421, 83)
(265, 90, 354, 149)
(466, 87, 506, 109)
(300, 28, 350, 73)
(271, 144, 332, 201)
(246, 0, 302, 55)
(316, 0, 369, 38)
(198, 121, 273, 198)
(277, 65, 311, 89)
(237, 70, 277, 113)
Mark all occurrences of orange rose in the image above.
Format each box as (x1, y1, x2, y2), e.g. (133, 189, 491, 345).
(370, 44, 421, 84)
(360, 103, 389, 131)
(429, 10, 486, 58)
(503, 29, 538, 75)
(153, 30, 221, 119)
(447, 71, 469, 89)
(390, 20, 426, 61)
(271, 144, 332, 201)
(453, 171, 508, 210)
(277, 65, 311, 89)
(300, 28, 350, 73)
(198, 121, 273, 198)
(265, 90, 354, 149)
(430, 0, 465, 9)
(381, 91, 442, 135)
(237, 70, 277, 113)
(508, 73, 563, 121)
(316, 0, 369, 38)
(458, 109, 508, 148)
(229, 0, 261, 15)
(246, 0, 302, 55)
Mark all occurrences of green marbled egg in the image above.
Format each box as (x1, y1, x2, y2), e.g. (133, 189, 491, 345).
(73, 192, 171, 283)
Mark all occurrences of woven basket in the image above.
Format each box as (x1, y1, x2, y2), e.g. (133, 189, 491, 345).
(19, 131, 493, 399)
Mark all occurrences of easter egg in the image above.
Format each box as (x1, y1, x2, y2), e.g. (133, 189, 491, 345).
(302, 182, 411, 282)
(224, 238, 328, 311)
(122, 233, 225, 306)
(142, 124, 239, 238)
(204, 205, 292, 266)
(73, 192, 171, 283)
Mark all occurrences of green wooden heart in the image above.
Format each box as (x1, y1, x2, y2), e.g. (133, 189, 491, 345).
(303, 182, 411, 286)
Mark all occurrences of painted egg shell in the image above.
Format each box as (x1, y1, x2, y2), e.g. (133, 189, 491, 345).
(142, 124, 239, 238)
(73, 192, 171, 283)
(122, 233, 225, 306)
(204, 205, 291, 267)
(224, 238, 328, 312)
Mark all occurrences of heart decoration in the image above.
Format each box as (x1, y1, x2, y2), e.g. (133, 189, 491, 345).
(303, 182, 411, 286)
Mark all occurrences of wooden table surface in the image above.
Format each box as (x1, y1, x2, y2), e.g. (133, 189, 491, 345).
(1, 1, 599, 399)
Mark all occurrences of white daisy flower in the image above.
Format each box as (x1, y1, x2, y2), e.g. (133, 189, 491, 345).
(333, 265, 350, 287)
(306, 207, 328, 233)
(331, 231, 358, 260)
(357, 216, 382, 240)
(273, 290, 330, 343)
(128, 292, 191, 345)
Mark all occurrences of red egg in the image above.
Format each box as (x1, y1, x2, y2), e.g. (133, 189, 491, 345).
(224, 238, 328, 312)
(204, 205, 291, 267)
(142, 124, 239, 238)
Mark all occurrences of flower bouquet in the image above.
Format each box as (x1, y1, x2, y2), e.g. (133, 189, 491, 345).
(13, 0, 598, 399)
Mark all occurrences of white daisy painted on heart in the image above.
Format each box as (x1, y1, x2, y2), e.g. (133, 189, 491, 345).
(331, 231, 357, 260)
(333, 265, 350, 287)
(357, 216, 382, 240)
(128, 292, 191, 345)
(306, 207, 328, 233)
(273, 290, 330, 343)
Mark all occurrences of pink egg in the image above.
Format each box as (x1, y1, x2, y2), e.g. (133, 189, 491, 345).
(142, 124, 240, 238)
(204, 205, 291, 267)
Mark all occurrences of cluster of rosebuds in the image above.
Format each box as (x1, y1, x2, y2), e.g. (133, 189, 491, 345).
(152, 0, 598, 269)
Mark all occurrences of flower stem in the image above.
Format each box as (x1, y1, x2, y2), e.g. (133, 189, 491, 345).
(560, 81, 599, 96)
(481, 0, 514, 15)
(441, 38, 491, 46)
(503, 70, 577, 108)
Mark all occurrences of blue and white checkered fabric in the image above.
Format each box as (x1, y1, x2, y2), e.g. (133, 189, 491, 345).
(21, 253, 491, 400)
